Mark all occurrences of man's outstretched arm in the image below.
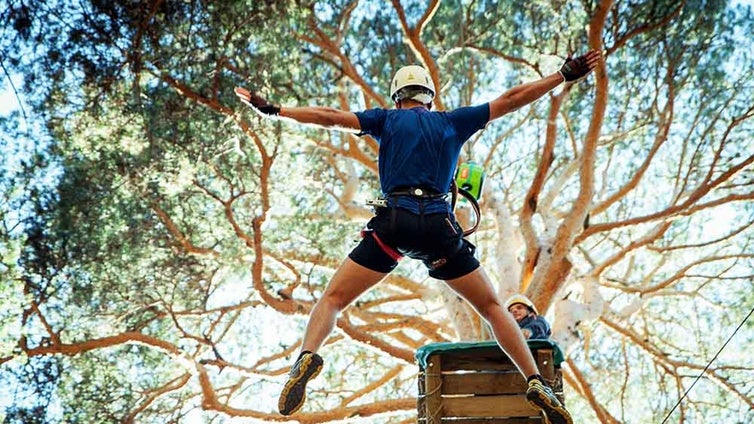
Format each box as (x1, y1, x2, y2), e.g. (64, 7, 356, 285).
(234, 87, 361, 133)
(488, 49, 602, 121)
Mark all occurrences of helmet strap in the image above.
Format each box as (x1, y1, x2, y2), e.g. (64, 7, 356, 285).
(393, 86, 434, 106)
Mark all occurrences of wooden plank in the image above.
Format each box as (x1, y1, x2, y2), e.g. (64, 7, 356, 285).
(439, 348, 518, 372)
(441, 357, 519, 372)
(425, 355, 443, 424)
(436, 346, 509, 366)
(417, 371, 426, 418)
(442, 394, 540, 417)
(442, 371, 527, 395)
(536, 349, 555, 381)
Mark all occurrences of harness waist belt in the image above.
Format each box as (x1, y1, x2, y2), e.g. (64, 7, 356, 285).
(388, 186, 447, 199)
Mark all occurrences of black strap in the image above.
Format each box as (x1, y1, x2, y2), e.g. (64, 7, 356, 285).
(450, 179, 481, 236)
(388, 186, 446, 199)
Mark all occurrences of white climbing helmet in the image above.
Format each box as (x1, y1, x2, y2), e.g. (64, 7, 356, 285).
(505, 294, 538, 315)
(390, 65, 435, 104)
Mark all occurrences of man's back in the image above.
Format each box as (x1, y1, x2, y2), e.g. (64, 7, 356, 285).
(355, 105, 489, 195)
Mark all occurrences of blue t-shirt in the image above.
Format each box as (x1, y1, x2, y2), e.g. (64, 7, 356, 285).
(355, 104, 489, 213)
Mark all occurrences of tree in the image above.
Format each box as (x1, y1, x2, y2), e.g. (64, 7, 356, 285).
(1, 0, 752, 422)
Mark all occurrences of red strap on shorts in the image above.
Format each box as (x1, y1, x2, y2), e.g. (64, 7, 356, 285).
(363, 230, 403, 261)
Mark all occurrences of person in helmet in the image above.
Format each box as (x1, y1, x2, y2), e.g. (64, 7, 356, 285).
(235, 49, 600, 424)
(506, 294, 551, 340)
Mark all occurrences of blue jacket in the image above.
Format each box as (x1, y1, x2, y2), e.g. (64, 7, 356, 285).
(518, 314, 551, 340)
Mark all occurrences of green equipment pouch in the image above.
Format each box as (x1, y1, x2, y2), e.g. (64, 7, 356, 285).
(455, 162, 485, 200)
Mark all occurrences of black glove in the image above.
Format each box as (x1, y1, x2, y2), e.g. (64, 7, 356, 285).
(559, 54, 591, 82)
(235, 87, 280, 115)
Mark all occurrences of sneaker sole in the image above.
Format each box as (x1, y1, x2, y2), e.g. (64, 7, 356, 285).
(278, 355, 323, 415)
(526, 389, 572, 424)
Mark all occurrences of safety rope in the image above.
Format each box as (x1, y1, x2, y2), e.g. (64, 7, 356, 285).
(660, 303, 754, 423)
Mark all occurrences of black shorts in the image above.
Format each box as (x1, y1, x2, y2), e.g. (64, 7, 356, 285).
(348, 207, 479, 280)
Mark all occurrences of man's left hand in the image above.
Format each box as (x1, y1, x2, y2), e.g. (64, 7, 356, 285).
(559, 49, 602, 82)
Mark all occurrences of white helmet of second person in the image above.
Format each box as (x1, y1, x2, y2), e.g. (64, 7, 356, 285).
(505, 294, 538, 315)
(390, 65, 435, 105)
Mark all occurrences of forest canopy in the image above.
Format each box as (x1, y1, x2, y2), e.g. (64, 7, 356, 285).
(1, 0, 752, 423)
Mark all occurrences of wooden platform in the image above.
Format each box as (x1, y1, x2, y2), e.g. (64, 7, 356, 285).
(416, 341, 564, 423)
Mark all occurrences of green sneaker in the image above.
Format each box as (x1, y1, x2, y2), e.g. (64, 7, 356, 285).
(526, 378, 573, 424)
(278, 352, 324, 415)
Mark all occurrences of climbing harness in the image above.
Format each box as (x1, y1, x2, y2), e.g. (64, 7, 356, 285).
(365, 163, 485, 237)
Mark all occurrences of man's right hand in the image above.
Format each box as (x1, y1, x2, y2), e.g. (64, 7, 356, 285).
(234, 87, 281, 115)
(559, 50, 602, 82)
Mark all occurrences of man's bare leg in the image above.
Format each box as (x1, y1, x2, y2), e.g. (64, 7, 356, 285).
(444, 266, 573, 424)
(279, 258, 386, 415)
(301, 257, 387, 352)
(444, 266, 539, 376)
